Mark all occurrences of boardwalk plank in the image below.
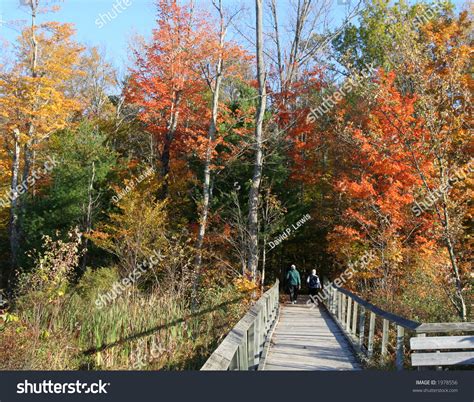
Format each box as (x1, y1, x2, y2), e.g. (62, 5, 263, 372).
(262, 301, 360, 371)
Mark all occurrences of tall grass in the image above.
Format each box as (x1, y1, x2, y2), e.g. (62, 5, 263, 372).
(1, 284, 248, 370)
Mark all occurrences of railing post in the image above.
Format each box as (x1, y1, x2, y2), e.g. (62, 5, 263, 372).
(336, 290, 340, 319)
(328, 286, 332, 312)
(368, 311, 376, 358)
(247, 322, 256, 369)
(265, 296, 272, 334)
(259, 308, 265, 353)
(381, 319, 389, 361)
(268, 295, 273, 328)
(268, 295, 273, 324)
(229, 353, 238, 370)
(396, 325, 405, 371)
(352, 301, 358, 336)
(238, 331, 249, 370)
(263, 298, 268, 336)
(271, 290, 275, 317)
(254, 309, 261, 361)
(346, 296, 352, 331)
(358, 306, 366, 349)
(331, 285, 337, 315)
(341, 294, 346, 324)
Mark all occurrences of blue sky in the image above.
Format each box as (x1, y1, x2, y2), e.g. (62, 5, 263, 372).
(0, 0, 354, 67)
(0, 0, 466, 70)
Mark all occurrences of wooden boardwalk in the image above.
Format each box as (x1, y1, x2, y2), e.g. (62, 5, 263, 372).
(202, 282, 474, 371)
(261, 299, 361, 371)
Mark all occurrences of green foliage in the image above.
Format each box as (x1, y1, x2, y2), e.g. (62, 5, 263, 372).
(332, 0, 455, 71)
(91, 180, 169, 279)
(74, 266, 119, 302)
(20, 123, 119, 263)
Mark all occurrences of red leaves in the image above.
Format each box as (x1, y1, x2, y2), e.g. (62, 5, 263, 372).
(328, 70, 436, 253)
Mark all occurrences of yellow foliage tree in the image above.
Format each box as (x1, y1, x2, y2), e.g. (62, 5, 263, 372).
(0, 0, 84, 269)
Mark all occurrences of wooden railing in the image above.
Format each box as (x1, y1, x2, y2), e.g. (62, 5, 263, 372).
(322, 283, 474, 370)
(201, 280, 279, 371)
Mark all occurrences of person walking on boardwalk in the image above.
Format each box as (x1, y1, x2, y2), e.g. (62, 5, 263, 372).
(286, 264, 301, 304)
(307, 269, 322, 305)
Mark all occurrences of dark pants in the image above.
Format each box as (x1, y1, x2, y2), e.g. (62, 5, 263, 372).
(289, 285, 299, 302)
(309, 288, 319, 304)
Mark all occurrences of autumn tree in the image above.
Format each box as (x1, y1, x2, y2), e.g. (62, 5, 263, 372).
(72, 47, 118, 120)
(193, 0, 245, 274)
(329, 19, 472, 318)
(127, 0, 210, 197)
(0, 1, 84, 274)
(400, 12, 472, 320)
(246, 0, 268, 280)
(328, 73, 427, 296)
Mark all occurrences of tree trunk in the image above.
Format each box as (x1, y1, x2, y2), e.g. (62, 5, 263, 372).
(194, 0, 225, 272)
(23, 0, 38, 190)
(408, 146, 468, 321)
(160, 94, 180, 198)
(444, 231, 467, 321)
(81, 161, 96, 272)
(9, 0, 39, 273)
(160, 130, 172, 196)
(439, 174, 467, 321)
(247, 0, 267, 280)
(9, 129, 21, 272)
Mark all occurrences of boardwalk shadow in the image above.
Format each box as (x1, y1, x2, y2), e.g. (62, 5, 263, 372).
(82, 295, 246, 356)
(264, 303, 360, 370)
(318, 305, 361, 366)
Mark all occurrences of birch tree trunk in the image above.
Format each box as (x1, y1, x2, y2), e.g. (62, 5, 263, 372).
(247, 0, 267, 280)
(10, 0, 39, 270)
(438, 164, 467, 321)
(9, 129, 21, 271)
(194, 1, 226, 272)
(23, 0, 39, 186)
(160, 93, 180, 198)
(81, 161, 96, 272)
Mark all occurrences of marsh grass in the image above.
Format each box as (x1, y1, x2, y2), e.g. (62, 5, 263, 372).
(1, 283, 247, 370)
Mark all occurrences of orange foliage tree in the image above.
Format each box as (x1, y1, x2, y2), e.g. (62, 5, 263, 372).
(126, 0, 211, 196)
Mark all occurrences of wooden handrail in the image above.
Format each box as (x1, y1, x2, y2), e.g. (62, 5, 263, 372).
(335, 287, 419, 330)
(415, 322, 474, 334)
(321, 282, 474, 371)
(202, 277, 472, 371)
(201, 280, 279, 371)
